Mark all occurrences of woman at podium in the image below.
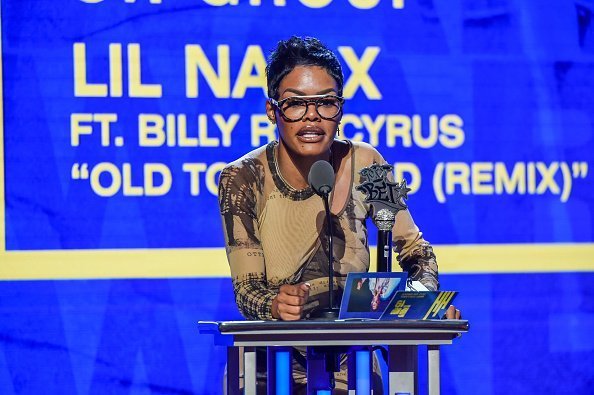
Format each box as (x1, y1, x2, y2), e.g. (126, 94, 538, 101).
(218, 36, 445, 392)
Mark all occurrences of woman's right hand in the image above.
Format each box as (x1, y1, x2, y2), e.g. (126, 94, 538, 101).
(271, 282, 311, 321)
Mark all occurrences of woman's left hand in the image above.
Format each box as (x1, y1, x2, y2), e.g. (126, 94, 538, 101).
(445, 305, 462, 319)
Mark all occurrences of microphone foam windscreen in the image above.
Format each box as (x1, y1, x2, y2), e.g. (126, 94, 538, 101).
(308, 160, 335, 195)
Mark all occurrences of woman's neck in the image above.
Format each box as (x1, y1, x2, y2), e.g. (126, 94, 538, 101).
(277, 142, 332, 190)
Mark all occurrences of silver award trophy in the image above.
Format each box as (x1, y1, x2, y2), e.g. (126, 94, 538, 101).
(356, 163, 411, 272)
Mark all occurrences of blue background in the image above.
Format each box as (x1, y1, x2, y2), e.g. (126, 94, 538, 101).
(1, 274, 593, 394)
(3, 0, 593, 249)
(2, 1, 594, 394)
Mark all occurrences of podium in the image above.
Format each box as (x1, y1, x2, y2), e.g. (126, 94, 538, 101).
(199, 319, 468, 395)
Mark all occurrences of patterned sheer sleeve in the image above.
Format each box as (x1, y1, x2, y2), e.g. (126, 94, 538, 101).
(218, 158, 276, 320)
(392, 210, 439, 291)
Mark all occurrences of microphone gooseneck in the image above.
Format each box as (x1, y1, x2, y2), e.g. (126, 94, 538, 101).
(308, 159, 339, 320)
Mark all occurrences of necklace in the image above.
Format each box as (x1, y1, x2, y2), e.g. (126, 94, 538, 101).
(267, 141, 335, 200)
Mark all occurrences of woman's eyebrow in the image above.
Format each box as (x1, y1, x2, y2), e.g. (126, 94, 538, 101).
(281, 88, 306, 96)
(316, 88, 337, 95)
(281, 87, 337, 96)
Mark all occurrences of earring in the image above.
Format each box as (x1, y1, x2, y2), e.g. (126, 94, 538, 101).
(337, 125, 340, 136)
(269, 118, 276, 125)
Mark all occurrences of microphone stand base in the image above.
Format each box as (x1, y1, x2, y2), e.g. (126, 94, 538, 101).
(309, 308, 340, 320)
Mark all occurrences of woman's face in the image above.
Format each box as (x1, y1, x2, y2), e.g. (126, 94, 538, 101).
(267, 65, 341, 159)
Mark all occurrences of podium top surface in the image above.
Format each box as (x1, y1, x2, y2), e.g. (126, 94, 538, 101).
(207, 319, 468, 332)
(198, 319, 469, 347)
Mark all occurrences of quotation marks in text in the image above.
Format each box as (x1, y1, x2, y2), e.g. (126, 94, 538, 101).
(70, 162, 226, 197)
(71, 163, 89, 180)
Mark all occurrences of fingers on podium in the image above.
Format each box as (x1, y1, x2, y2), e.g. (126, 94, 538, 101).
(280, 283, 310, 298)
(280, 304, 303, 316)
(281, 294, 306, 306)
(445, 305, 462, 320)
(276, 301, 303, 321)
(299, 282, 311, 299)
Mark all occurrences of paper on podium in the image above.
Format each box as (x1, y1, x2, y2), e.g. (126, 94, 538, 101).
(338, 272, 458, 320)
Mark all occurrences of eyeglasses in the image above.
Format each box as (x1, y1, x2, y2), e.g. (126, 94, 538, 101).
(269, 95, 344, 122)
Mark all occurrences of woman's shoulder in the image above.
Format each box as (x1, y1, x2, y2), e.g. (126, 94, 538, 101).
(219, 144, 269, 184)
(224, 144, 268, 168)
(349, 140, 384, 165)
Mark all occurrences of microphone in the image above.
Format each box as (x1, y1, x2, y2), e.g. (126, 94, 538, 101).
(308, 160, 339, 320)
(375, 208, 396, 272)
(308, 160, 335, 196)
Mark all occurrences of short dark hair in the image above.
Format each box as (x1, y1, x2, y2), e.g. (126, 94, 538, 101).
(266, 36, 344, 100)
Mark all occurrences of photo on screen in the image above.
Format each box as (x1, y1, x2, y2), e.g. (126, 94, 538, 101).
(339, 272, 408, 319)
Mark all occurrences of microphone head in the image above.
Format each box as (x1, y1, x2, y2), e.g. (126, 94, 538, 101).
(308, 160, 335, 196)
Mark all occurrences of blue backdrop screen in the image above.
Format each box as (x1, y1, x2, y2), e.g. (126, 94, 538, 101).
(2, 1, 594, 395)
(3, 0, 593, 250)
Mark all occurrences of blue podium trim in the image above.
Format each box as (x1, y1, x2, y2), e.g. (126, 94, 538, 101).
(356, 350, 371, 394)
(276, 349, 291, 395)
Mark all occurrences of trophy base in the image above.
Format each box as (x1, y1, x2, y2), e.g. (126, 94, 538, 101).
(309, 308, 340, 320)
